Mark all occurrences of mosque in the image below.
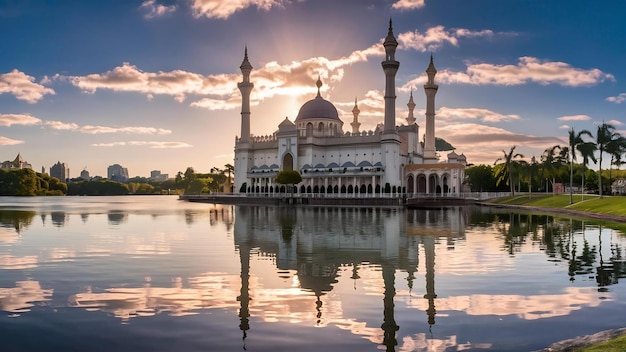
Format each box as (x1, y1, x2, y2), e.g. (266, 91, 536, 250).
(233, 21, 467, 197)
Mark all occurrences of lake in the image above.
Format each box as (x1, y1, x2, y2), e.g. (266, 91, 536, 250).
(1, 195, 625, 351)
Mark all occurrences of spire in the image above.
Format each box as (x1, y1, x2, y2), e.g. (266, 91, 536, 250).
(351, 97, 361, 134)
(316, 76, 323, 97)
(426, 53, 437, 85)
(239, 46, 252, 78)
(406, 89, 416, 125)
(383, 18, 398, 61)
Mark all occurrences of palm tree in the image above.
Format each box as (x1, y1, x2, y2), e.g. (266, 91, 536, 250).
(568, 128, 593, 204)
(494, 146, 524, 196)
(224, 163, 234, 187)
(596, 123, 620, 197)
(577, 140, 597, 199)
(523, 155, 540, 198)
(606, 135, 626, 191)
(541, 145, 566, 195)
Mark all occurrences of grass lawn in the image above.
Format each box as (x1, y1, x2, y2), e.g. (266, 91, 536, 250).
(487, 194, 626, 217)
(580, 334, 626, 352)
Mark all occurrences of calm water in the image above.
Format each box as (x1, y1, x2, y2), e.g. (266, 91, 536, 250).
(1, 196, 626, 351)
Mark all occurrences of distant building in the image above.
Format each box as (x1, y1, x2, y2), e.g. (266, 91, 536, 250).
(612, 178, 626, 195)
(50, 161, 69, 182)
(107, 164, 129, 182)
(150, 170, 169, 182)
(80, 169, 90, 180)
(1, 153, 32, 170)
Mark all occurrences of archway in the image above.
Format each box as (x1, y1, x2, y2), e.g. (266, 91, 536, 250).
(282, 153, 294, 171)
(407, 175, 414, 194)
(417, 175, 427, 193)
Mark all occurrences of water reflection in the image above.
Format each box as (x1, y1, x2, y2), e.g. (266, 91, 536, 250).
(0, 210, 36, 233)
(0, 280, 53, 314)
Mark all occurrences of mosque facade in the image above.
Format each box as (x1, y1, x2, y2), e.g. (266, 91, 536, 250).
(233, 21, 466, 197)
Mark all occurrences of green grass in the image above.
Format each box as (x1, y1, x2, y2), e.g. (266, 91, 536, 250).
(579, 334, 626, 351)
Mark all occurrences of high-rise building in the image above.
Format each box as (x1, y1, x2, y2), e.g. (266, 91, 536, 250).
(107, 164, 129, 182)
(50, 161, 68, 182)
(150, 170, 168, 182)
(80, 169, 90, 180)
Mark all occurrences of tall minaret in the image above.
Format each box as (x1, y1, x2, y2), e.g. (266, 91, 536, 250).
(382, 19, 400, 135)
(381, 19, 401, 188)
(423, 54, 438, 162)
(406, 90, 416, 125)
(238, 47, 253, 144)
(234, 47, 254, 193)
(350, 98, 361, 134)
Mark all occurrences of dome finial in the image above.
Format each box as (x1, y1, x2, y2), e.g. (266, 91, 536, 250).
(316, 76, 323, 97)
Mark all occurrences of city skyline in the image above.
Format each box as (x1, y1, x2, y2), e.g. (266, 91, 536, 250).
(1, 0, 625, 177)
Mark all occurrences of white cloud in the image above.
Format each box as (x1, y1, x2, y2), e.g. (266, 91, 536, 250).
(0, 136, 24, 145)
(437, 57, 614, 87)
(398, 25, 494, 52)
(44, 120, 171, 135)
(0, 113, 42, 126)
(190, 0, 287, 19)
(436, 107, 520, 123)
(0, 70, 55, 103)
(140, 0, 176, 19)
(606, 93, 626, 104)
(607, 119, 623, 126)
(559, 124, 570, 130)
(92, 141, 192, 148)
(392, 0, 425, 11)
(557, 115, 591, 121)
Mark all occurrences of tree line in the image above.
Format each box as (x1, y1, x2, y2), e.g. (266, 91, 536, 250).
(466, 122, 626, 201)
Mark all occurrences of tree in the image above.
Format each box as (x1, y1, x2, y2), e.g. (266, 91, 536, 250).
(596, 123, 620, 197)
(577, 140, 597, 198)
(606, 135, 626, 192)
(540, 145, 566, 194)
(522, 156, 539, 197)
(465, 164, 496, 192)
(224, 163, 234, 191)
(568, 128, 593, 204)
(494, 146, 524, 196)
(275, 170, 302, 195)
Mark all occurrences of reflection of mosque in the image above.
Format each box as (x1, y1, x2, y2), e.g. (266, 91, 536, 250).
(233, 206, 467, 350)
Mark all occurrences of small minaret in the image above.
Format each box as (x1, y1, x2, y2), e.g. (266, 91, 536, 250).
(238, 47, 253, 144)
(406, 90, 416, 125)
(351, 98, 361, 134)
(423, 54, 439, 162)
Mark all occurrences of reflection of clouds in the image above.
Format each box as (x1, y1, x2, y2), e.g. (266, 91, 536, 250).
(0, 254, 38, 270)
(400, 286, 607, 320)
(42, 248, 77, 262)
(0, 227, 20, 244)
(69, 274, 240, 320)
(399, 334, 492, 352)
(0, 280, 53, 313)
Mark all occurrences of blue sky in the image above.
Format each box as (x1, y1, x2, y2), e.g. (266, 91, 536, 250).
(1, 0, 624, 178)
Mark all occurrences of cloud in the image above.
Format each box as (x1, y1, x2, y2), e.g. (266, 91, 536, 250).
(436, 57, 614, 87)
(392, 0, 425, 11)
(44, 120, 172, 135)
(398, 25, 494, 52)
(559, 124, 570, 130)
(190, 0, 287, 19)
(436, 107, 520, 123)
(140, 0, 176, 18)
(0, 136, 24, 145)
(606, 93, 626, 104)
(0, 69, 55, 103)
(607, 119, 623, 126)
(0, 113, 42, 126)
(92, 141, 192, 148)
(557, 115, 591, 121)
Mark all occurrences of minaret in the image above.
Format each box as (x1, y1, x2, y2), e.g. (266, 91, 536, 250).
(423, 54, 439, 162)
(234, 47, 254, 193)
(238, 47, 253, 144)
(406, 90, 416, 125)
(351, 98, 361, 134)
(382, 19, 400, 135)
(380, 19, 401, 188)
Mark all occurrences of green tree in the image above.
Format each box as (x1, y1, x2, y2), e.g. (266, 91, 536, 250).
(540, 145, 567, 194)
(596, 123, 620, 197)
(494, 146, 524, 196)
(275, 170, 302, 195)
(577, 140, 597, 197)
(568, 128, 593, 204)
(464, 164, 496, 192)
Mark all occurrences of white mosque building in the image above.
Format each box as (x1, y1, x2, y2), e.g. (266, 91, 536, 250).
(233, 21, 466, 197)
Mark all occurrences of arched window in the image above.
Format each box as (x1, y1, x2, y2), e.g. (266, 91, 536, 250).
(283, 153, 294, 171)
(306, 123, 313, 137)
(318, 122, 324, 133)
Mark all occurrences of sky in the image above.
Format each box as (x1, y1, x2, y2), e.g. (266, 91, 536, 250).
(1, 0, 625, 178)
